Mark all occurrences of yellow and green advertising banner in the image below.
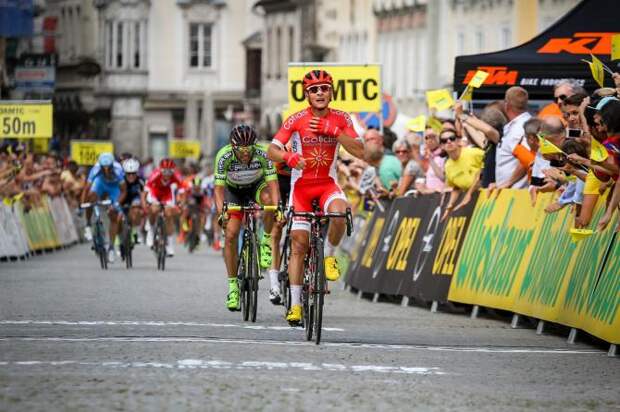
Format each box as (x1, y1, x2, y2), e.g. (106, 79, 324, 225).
(448, 189, 619, 344)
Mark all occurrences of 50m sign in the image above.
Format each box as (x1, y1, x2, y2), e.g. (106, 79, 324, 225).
(0, 102, 53, 138)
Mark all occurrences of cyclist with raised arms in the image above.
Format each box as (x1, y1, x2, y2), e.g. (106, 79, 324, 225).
(145, 158, 186, 257)
(118, 158, 145, 244)
(267, 69, 365, 325)
(81, 152, 124, 264)
(214, 124, 279, 311)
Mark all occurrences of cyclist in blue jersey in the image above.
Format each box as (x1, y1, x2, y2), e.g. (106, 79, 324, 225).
(81, 152, 124, 263)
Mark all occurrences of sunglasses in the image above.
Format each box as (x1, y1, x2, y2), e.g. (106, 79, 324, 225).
(440, 135, 458, 144)
(394, 150, 409, 154)
(161, 169, 174, 176)
(307, 85, 331, 94)
(555, 94, 567, 103)
(234, 145, 254, 154)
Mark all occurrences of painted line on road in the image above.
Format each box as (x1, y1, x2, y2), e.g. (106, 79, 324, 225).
(0, 336, 603, 355)
(0, 320, 345, 332)
(0, 359, 446, 375)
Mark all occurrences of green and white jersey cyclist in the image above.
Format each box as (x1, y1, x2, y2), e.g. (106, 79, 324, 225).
(213, 124, 280, 311)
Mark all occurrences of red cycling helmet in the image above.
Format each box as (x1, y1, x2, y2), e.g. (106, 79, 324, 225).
(302, 69, 333, 90)
(159, 158, 175, 170)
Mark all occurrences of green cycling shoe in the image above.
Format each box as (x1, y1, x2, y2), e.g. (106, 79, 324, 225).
(259, 233, 272, 269)
(226, 281, 240, 311)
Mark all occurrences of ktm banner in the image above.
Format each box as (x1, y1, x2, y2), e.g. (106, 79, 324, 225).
(344, 193, 477, 303)
(287, 64, 382, 114)
(537, 32, 619, 55)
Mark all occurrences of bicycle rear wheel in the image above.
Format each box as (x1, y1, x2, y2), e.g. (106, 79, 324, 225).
(122, 222, 132, 269)
(156, 216, 166, 271)
(279, 236, 291, 313)
(249, 233, 260, 323)
(314, 238, 325, 345)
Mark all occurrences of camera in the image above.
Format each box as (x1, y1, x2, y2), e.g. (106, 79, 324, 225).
(567, 128, 582, 138)
(550, 157, 567, 168)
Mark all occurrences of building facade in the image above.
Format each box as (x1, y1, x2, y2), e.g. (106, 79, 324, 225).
(49, 0, 261, 160)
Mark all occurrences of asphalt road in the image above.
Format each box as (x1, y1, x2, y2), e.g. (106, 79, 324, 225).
(0, 242, 618, 411)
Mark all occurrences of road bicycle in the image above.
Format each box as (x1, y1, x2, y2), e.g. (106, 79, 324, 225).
(153, 208, 167, 271)
(224, 201, 278, 322)
(287, 203, 352, 344)
(184, 201, 201, 253)
(119, 213, 134, 269)
(80, 199, 112, 270)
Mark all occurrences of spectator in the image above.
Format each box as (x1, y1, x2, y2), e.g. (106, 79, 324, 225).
(382, 127, 398, 155)
(393, 139, 425, 197)
(524, 118, 549, 188)
(418, 128, 445, 193)
(455, 102, 507, 188)
(544, 139, 588, 214)
(441, 129, 484, 219)
(363, 129, 402, 191)
(496, 86, 531, 189)
(539, 79, 587, 120)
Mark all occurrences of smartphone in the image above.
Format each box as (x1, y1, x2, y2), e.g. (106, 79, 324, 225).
(550, 158, 567, 168)
(567, 128, 582, 138)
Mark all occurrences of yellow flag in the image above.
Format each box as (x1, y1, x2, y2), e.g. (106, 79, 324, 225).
(407, 115, 427, 132)
(569, 228, 593, 243)
(427, 117, 443, 134)
(460, 86, 473, 102)
(590, 138, 608, 162)
(589, 54, 605, 88)
(537, 134, 563, 155)
(612, 34, 620, 61)
(426, 89, 454, 111)
(468, 70, 489, 88)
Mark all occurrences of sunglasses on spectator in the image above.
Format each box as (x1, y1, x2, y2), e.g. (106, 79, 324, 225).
(440, 135, 458, 144)
(555, 94, 567, 103)
(394, 149, 409, 154)
(307, 85, 331, 94)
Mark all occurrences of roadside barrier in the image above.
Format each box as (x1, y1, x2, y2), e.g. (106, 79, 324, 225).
(344, 189, 619, 352)
(0, 195, 78, 259)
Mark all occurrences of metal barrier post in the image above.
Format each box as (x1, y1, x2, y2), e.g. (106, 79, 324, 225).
(567, 328, 578, 344)
(608, 344, 617, 357)
(430, 301, 438, 313)
(470, 305, 479, 319)
(536, 320, 545, 335)
(511, 314, 520, 328)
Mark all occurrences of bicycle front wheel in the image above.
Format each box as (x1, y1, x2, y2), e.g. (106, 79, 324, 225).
(249, 233, 260, 323)
(239, 237, 250, 321)
(314, 237, 325, 345)
(95, 220, 107, 270)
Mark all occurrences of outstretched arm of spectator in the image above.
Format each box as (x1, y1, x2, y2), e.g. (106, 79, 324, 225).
(497, 164, 527, 189)
(462, 124, 487, 149)
(426, 150, 445, 181)
(455, 171, 481, 212)
(396, 173, 414, 197)
(80, 183, 92, 204)
(462, 116, 500, 145)
(597, 176, 620, 231)
(442, 189, 461, 221)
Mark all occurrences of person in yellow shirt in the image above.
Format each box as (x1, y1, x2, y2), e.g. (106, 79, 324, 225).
(441, 129, 484, 220)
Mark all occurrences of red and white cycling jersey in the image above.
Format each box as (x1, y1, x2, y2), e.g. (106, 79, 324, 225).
(145, 168, 186, 205)
(272, 107, 360, 222)
(272, 107, 359, 183)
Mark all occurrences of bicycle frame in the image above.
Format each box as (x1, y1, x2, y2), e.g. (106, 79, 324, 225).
(80, 199, 112, 270)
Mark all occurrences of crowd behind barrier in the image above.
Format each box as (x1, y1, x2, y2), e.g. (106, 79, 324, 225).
(341, 189, 619, 348)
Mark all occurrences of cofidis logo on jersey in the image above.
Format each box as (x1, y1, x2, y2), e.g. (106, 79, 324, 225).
(287, 64, 382, 114)
(537, 32, 618, 55)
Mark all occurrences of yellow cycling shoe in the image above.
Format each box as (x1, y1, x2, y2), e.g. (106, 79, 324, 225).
(324, 256, 341, 281)
(286, 304, 302, 325)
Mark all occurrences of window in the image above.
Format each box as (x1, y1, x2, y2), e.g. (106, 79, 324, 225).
(105, 20, 146, 70)
(476, 30, 484, 52)
(189, 23, 213, 69)
(456, 31, 465, 55)
(288, 26, 294, 62)
(501, 27, 511, 49)
(275, 27, 281, 78)
(116, 21, 123, 68)
(133, 21, 140, 68)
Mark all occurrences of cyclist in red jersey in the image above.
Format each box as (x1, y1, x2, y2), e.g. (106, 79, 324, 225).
(267, 69, 364, 325)
(145, 158, 187, 256)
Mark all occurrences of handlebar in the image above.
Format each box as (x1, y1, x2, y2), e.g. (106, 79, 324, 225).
(223, 202, 278, 213)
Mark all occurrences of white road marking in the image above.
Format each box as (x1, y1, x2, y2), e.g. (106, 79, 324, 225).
(0, 336, 603, 355)
(0, 359, 446, 375)
(0, 320, 344, 332)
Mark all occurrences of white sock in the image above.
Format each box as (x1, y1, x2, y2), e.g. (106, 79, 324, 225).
(167, 235, 175, 246)
(268, 269, 279, 290)
(324, 238, 338, 257)
(290, 285, 302, 306)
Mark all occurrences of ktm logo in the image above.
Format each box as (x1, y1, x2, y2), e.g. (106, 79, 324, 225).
(463, 66, 518, 86)
(538, 32, 618, 55)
